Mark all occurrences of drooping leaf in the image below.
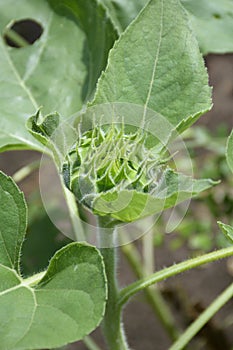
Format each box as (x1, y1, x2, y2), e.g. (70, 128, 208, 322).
(93, 170, 217, 222)
(218, 221, 233, 244)
(0, 171, 27, 272)
(226, 129, 233, 173)
(0, 172, 107, 349)
(181, 0, 233, 55)
(0, 0, 117, 152)
(92, 0, 212, 133)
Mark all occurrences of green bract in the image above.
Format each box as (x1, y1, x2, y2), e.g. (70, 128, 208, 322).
(63, 125, 163, 202)
(63, 123, 216, 223)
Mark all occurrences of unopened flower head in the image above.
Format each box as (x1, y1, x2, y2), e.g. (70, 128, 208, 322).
(63, 123, 166, 218)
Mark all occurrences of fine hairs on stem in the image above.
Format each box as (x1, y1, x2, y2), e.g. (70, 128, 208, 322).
(98, 218, 130, 350)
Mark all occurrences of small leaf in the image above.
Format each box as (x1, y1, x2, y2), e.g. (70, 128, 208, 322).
(0, 171, 27, 272)
(218, 221, 233, 244)
(92, 0, 211, 132)
(26, 109, 60, 149)
(226, 129, 233, 173)
(27, 109, 79, 163)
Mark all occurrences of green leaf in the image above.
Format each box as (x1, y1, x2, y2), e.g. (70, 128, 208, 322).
(0, 171, 27, 272)
(226, 129, 233, 173)
(0, 172, 107, 349)
(48, 0, 118, 100)
(0, 0, 117, 152)
(92, 0, 211, 132)
(181, 0, 233, 54)
(0, 243, 107, 350)
(218, 221, 233, 244)
(26, 110, 60, 149)
(93, 170, 216, 222)
(27, 109, 79, 164)
(101, 0, 233, 55)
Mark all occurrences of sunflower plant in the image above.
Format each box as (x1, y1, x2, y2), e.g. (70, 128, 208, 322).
(0, 0, 233, 349)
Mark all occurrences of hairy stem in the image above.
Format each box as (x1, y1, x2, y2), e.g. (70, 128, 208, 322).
(98, 219, 130, 350)
(118, 246, 233, 307)
(169, 281, 233, 350)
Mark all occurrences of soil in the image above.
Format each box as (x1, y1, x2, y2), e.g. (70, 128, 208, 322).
(0, 54, 233, 350)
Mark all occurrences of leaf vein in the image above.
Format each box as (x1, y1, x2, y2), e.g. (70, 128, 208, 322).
(143, 0, 164, 119)
(13, 287, 37, 346)
(0, 39, 39, 110)
(0, 229, 13, 268)
(23, 13, 54, 82)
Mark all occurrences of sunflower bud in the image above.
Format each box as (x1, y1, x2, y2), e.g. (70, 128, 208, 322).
(63, 124, 163, 216)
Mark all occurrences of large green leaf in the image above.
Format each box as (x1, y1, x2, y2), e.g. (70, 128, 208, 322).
(181, 0, 233, 54)
(0, 0, 117, 152)
(92, 0, 211, 132)
(0, 171, 107, 349)
(0, 244, 107, 350)
(226, 129, 233, 173)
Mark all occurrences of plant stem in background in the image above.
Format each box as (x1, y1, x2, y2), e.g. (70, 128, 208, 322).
(119, 246, 233, 307)
(62, 183, 85, 242)
(98, 218, 130, 350)
(12, 160, 40, 183)
(169, 281, 233, 350)
(122, 239, 180, 341)
(83, 336, 103, 350)
(4, 28, 29, 48)
(144, 228, 180, 341)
